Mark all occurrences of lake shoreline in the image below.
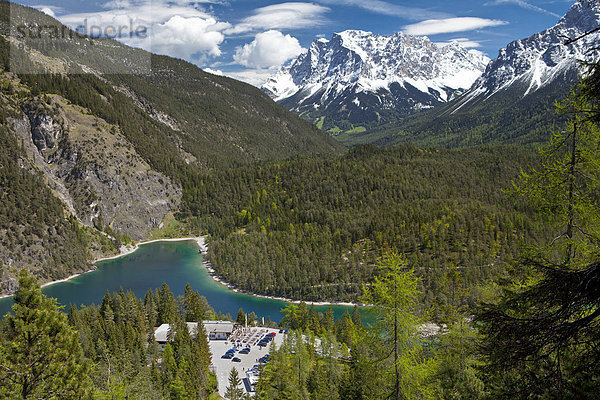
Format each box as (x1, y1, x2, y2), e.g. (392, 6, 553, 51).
(94, 236, 208, 264)
(2, 236, 365, 308)
(199, 254, 365, 308)
(0, 237, 207, 300)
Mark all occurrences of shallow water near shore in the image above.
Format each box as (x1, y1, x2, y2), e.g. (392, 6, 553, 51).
(0, 240, 371, 323)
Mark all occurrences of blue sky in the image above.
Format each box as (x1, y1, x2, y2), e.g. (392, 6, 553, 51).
(19, 0, 575, 85)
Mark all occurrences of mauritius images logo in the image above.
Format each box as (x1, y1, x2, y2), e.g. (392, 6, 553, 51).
(74, 18, 148, 39)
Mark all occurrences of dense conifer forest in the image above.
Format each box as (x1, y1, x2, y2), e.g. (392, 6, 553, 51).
(1, 271, 218, 399)
(181, 144, 550, 308)
(0, 23, 552, 307)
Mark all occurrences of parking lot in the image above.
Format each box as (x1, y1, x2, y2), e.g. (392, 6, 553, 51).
(209, 327, 286, 397)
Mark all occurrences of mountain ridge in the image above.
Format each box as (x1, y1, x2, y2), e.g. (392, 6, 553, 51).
(453, 0, 600, 111)
(337, 0, 600, 147)
(262, 29, 489, 135)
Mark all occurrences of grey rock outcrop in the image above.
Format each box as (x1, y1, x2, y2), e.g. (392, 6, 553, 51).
(12, 95, 182, 241)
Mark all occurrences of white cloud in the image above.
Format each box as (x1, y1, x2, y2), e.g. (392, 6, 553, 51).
(227, 2, 329, 34)
(224, 68, 277, 87)
(403, 17, 508, 36)
(33, 5, 63, 18)
(315, 0, 450, 20)
(57, 3, 231, 63)
(484, 0, 560, 18)
(102, 0, 222, 8)
(234, 30, 304, 68)
(129, 15, 227, 60)
(436, 38, 483, 48)
(204, 67, 224, 76)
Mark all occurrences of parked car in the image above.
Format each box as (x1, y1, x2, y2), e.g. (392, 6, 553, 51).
(221, 354, 233, 359)
(239, 348, 250, 354)
(232, 357, 241, 362)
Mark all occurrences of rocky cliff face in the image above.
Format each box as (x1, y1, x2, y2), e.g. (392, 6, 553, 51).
(263, 30, 489, 134)
(0, 2, 344, 293)
(10, 90, 181, 241)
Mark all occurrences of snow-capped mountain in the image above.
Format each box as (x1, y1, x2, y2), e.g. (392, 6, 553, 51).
(454, 0, 600, 110)
(262, 30, 489, 134)
(347, 0, 600, 149)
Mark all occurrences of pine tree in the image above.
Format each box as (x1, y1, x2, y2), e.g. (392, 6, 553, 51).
(351, 305, 361, 327)
(0, 269, 91, 399)
(281, 304, 298, 329)
(323, 307, 334, 333)
(156, 283, 177, 325)
(144, 289, 157, 328)
(161, 343, 177, 390)
(225, 368, 244, 400)
(338, 310, 356, 346)
(247, 312, 257, 326)
(189, 322, 212, 397)
(236, 308, 246, 325)
(182, 283, 205, 322)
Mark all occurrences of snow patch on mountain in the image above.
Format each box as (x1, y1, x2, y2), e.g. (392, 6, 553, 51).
(262, 30, 489, 119)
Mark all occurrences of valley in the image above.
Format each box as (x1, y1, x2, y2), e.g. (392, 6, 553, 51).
(0, 0, 599, 398)
(0, 239, 361, 321)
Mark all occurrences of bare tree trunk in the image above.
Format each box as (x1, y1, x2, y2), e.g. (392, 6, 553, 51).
(566, 121, 577, 263)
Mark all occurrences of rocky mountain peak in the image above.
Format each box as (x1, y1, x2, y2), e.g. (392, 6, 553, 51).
(465, 0, 600, 99)
(262, 30, 489, 134)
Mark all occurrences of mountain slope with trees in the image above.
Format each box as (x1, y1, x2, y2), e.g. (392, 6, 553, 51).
(0, 1, 343, 291)
(3, 2, 343, 170)
(183, 144, 550, 307)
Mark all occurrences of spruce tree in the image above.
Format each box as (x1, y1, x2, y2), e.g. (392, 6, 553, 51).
(183, 283, 205, 322)
(0, 270, 91, 399)
(225, 368, 244, 400)
(157, 283, 177, 325)
(351, 305, 361, 327)
(236, 308, 246, 325)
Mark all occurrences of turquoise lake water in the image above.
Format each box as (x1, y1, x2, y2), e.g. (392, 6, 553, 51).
(0, 240, 369, 323)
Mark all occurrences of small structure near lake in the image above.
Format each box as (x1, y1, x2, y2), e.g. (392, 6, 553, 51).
(204, 320, 236, 340)
(153, 320, 236, 344)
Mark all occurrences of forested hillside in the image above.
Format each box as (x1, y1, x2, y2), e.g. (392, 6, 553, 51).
(338, 75, 574, 148)
(182, 144, 550, 307)
(0, 120, 91, 289)
(0, 1, 343, 291)
(2, 2, 343, 171)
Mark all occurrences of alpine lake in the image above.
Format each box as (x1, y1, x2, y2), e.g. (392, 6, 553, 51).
(0, 240, 370, 323)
